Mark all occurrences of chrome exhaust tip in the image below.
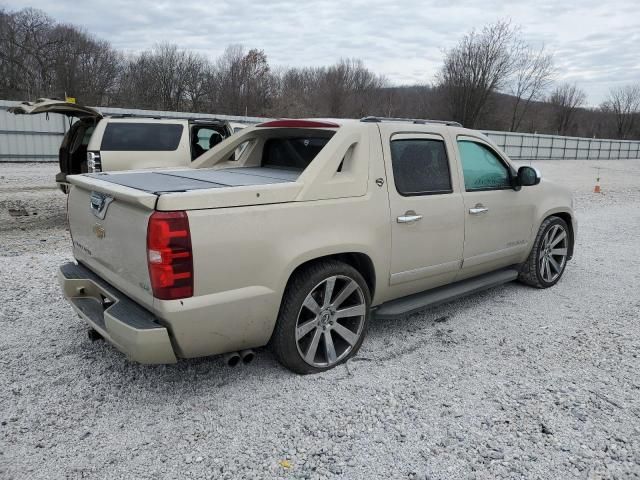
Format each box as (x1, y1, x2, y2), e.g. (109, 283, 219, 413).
(239, 349, 256, 365)
(223, 352, 241, 367)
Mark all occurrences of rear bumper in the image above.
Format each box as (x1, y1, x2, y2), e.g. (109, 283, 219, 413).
(58, 262, 177, 364)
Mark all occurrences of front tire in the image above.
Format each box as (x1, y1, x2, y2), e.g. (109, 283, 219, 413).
(519, 216, 571, 288)
(271, 260, 371, 374)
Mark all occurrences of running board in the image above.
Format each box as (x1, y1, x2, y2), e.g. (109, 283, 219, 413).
(373, 268, 519, 320)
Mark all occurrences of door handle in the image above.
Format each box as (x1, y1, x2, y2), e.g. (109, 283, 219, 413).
(397, 212, 423, 224)
(469, 204, 488, 215)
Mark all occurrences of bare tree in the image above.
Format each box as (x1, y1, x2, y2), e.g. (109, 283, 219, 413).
(271, 66, 330, 117)
(215, 45, 246, 114)
(317, 59, 385, 117)
(240, 49, 272, 116)
(182, 52, 211, 112)
(212, 46, 273, 116)
(149, 43, 191, 111)
(601, 84, 640, 139)
(0, 8, 22, 98)
(0, 8, 60, 99)
(116, 43, 200, 111)
(0, 8, 120, 104)
(437, 20, 518, 127)
(51, 24, 121, 105)
(323, 59, 356, 117)
(347, 62, 387, 117)
(548, 83, 587, 135)
(508, 45, 554, 131)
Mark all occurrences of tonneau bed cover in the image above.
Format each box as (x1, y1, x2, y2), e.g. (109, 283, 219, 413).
(86, 167, 300, 194)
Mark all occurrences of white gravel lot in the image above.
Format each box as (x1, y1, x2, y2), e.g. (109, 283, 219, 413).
(1, 161, 639, 480)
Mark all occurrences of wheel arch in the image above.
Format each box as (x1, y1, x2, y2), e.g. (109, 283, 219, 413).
(284, 251, 377, 300)
(268, 251, 377, 348)
(537, 209, 575, 260)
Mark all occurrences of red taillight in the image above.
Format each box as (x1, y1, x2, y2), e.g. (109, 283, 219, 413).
(147, 211, 193, 300)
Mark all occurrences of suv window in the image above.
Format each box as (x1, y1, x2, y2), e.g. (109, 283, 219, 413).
(81, 126, 95, 145)
(458, 140, 511, 191)
(101, 123, 183, 151)
(262, 137, 332, 170)
(390, 138, 452, 195)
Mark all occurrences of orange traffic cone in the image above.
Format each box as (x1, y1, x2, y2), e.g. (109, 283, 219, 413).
(594, 177, 601, 193)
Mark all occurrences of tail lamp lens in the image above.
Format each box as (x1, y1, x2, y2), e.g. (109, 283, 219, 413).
(147, 211, 193, 300)
(87, 152, 101, 172)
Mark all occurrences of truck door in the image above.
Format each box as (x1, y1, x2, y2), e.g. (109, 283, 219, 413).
(454, 135, 535, 277)
(380, 125, 465, 294)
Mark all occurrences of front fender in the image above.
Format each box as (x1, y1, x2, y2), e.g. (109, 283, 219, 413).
(534, 206, 577, 259)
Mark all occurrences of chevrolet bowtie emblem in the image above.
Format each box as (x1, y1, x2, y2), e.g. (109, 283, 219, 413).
(93, 223, 106, 239)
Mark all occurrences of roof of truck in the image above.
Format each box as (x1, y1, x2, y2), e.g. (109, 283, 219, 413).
(256, 117, 463, 129)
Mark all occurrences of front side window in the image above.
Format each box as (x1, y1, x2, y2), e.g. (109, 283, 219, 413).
(389, 138, 452, 195)
(457, 140, 511, 191)
(101, 123, 184, 151)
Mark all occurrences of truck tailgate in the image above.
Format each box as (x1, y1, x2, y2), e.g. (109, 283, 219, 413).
(65, 166, 302, 311)
(67, 182, 156, 310)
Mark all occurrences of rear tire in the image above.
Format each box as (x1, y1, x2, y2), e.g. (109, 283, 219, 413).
(519, 216, 571, 288)
(271, 260, 371, 374)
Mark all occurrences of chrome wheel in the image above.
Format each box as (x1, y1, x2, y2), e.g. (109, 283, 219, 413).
(295, 275, 366, 368)
(539, 224, 568, 283)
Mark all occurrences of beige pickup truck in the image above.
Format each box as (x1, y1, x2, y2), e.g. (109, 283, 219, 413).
(59, 117, 576, 374)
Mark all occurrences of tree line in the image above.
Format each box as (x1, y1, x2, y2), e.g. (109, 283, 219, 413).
(1, 7, 639, 139)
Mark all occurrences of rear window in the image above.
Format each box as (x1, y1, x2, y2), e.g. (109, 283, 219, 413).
(101, 123, 184, 151)
(390, 138, 452, 195)
(262, 137, 332, 170)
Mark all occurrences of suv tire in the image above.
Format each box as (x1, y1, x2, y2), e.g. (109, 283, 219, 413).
(519, 216, 571, 288)
(272, 260, 371, 374)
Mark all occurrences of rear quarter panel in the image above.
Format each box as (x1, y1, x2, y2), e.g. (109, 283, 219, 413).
(157, 188, 392, 358)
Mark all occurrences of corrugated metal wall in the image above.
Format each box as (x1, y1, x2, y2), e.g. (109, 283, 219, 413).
(2, 99, 640, 162)
(482, 130, 640, 160)
(0, 100, 69, 162)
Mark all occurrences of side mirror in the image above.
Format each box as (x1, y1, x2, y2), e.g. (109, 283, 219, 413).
(517, 166, 541, 187)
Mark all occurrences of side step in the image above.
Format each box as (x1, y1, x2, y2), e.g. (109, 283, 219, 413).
(373, 268, 519, 320)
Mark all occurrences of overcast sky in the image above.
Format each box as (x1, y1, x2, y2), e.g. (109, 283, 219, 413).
(5, 0, 640, 105)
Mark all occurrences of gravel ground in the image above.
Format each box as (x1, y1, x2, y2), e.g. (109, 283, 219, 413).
(1, 161, 639, 480)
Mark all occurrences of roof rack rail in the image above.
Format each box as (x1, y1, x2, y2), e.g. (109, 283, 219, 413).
(105, 113, 227, 123)
(360, 116, 462, 127)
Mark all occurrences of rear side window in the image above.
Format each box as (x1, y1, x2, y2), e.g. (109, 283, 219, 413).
(457, 140, 511, 190)
(81, 126, 95, 145)
(101, 123, 184, 151)
(262, 137, 332, 170)
(390, 138, 452, 195)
